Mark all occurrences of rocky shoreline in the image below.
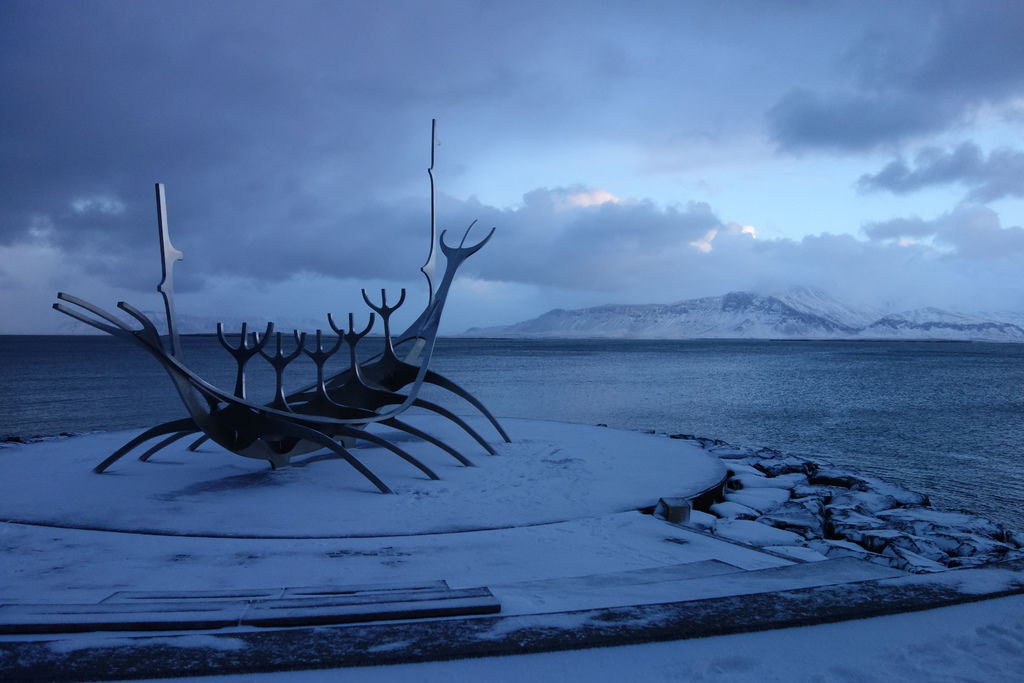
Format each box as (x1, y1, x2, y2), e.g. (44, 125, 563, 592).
(670, 434, 1024, 573)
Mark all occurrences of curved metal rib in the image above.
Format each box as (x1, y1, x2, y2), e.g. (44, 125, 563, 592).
(94, 418, 197, 473)
(422, 369, 510, 442)
(187, 434, 209, 452)
(259, 417, 392, 493)
(138, 430, 194, 462)
(380, 418, 474, 467)
(329, 423, 440, 481)
(408, 396, 496, 455)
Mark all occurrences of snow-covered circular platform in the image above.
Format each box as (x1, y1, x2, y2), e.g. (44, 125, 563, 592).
(0, 416, 725, 538)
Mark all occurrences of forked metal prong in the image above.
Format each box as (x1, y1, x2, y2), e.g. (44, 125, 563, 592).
(52, 303, 124, 338)
(217, 321, 274, 398)
(117, 301, 162, 348)
(57, 293, 135, 333)
(440, 223, 495, 257)
(361, 287, 407, 315)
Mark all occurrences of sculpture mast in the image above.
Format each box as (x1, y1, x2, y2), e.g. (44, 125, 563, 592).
(421, 119, 438, 305)
(155, 183, 184, 358)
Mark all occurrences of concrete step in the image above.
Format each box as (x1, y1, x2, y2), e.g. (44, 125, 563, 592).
(497, 559, 745, 595)
(101, 580, 450, 603)
(492, 557, 903, 614)
(0, 583, 498, 634)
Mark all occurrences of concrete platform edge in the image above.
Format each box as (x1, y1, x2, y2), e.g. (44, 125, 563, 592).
(3, 558, 1023, 682)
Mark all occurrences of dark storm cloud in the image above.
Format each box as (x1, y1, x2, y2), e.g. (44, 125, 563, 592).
(0, 1, 391, 285)
(862, 216, 935, 241)
(768, 3, 1024, 151)
(0, 0, 919, 292)
(9, 0, 742, 293)
(428, 188, 723, 291)
(5, 0, 1024, 327)
(768, 90, 955, 152)
(1, 0, 792, 295)
(0, 1, 601, 289)
(858, 142, 1024, 203)
(863, 205, 1024, 261)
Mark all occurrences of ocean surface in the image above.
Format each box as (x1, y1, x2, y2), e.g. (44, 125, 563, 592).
(2, 335, 1023, 529)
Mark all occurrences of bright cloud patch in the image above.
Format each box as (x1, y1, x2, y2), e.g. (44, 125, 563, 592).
(562, 188, 621, 208)
(691, 223, 757, 253)
(70, 195, 126, 216)
(690, 229, 718, 253)
(863, 206, 1024, 260)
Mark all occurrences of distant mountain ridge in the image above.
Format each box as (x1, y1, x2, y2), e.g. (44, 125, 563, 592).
(465, 287, 1024, 342)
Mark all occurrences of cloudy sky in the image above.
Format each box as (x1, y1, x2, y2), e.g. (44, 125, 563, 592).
(3, 0, 1024, 334)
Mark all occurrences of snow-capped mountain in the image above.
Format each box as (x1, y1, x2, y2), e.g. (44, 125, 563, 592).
(464, 288, 1024, 342)
(772, 285, 883, 329)
(862, 308, 1024, 341)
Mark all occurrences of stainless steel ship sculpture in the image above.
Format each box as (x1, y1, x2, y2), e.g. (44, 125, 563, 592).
(53, 121, 509, 493)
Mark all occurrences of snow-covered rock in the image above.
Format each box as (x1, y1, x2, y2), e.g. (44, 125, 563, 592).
(789, 496, 825, 518)
(689, 432, 1023, 573)
(858, 479, 931, 507)
(809, 466, 871, 490)
(840, 528, 905, 554)
(758, 504, 825, 538)
(849, 530, 946, 561)
(713, 519, 805, 547)
(887, 547, 948, 573)
(876, 508, 1006, 539)
(763, 544, 829, 562)
(791, 483, 834, 500)
(686, 509, 717, 531)
(724, 487, 791, 513)
(724, 463, 764, 477)
(825, 508, 887, 537)
(947, 534, 1016, 561)
(829, 490, 899, 515)
(729, 472, 807, 490)
(807, 539, 876, 561)
(710, 501, 759, 520)
(755, 456, 813, 477)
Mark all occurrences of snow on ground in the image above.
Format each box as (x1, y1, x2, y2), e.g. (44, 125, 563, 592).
(0, 512, 790, 608)
(0, 419, 751, 608)
(4, 416, 1023, 681)
(0, 416, 724, 537)
(132, 595, 1024, 682)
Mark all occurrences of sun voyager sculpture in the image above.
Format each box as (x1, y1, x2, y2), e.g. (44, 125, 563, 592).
(54, 121, 509, 493)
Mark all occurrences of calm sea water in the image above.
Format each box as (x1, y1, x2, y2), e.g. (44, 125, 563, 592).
(2, 335, 1023, 529)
